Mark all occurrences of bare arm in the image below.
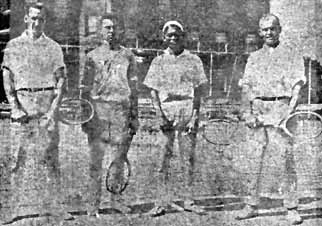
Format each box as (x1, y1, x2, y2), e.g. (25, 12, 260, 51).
(47, 67, 66, 116)
(151, 89, 169, 122)
(40, 67, 65, 130)
(2, 67, 27, 118)
(288, 83, 302, 114)
(80, 56, 96, 98)
(2, 68, 17, 107)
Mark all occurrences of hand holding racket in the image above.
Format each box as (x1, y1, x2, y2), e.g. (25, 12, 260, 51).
(275, 58, 322, 139)
(39, 113, 56, 131)
(58, 85, 95, 125)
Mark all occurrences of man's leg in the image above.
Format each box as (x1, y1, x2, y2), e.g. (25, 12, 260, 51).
(148, 129, 176, 217)
(159, 129, 175, 180)
(9, 122, 29, 219)
(105, 104, 134, 214)
(87, 135, 104, 217)
(41, 121, 60, 178)
(82, 114, 105, 218)
(109, 141, 132, 214)
(177, 130, 205, 214)
(41, 122, 75, 221)
(284, 143, 302, 225)
(236, 128, 269, 220)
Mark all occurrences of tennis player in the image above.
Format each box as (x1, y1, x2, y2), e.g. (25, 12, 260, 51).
(143, 20, 208, 217)
(236, 14, 306, 225)
(2, 1, 72, 223)
(80, 13, 139, 217)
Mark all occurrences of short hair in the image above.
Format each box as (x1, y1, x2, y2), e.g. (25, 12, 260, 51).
(100, 13, 116, 23)
(24, 1, 47, 18)
(259, 13, 280, 28)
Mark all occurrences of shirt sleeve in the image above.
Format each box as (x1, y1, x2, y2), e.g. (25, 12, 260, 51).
(238, 54, 257, 100)
(126, 51, 139, 91)
(191, 55, 208, 88)
(52, 43, 66, 79)
(80, 55, 97, 95)
(2, 41, 13, 72)
(287, 52, 306, 88)
(143, 57, 161, 91)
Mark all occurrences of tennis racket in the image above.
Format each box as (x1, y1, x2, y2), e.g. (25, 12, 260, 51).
(201, 117, 239, 146)
(105, 157, 131, 194)
(58, 85, 95, 125)
(277, 110, 322, 138)
(202, 55, 241, 146)
(277, 59, 322, 139)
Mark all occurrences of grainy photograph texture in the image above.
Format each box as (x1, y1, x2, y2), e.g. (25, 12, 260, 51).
(0, 0, 322, 226)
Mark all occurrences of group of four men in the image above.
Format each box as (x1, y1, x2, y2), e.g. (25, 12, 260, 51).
(1, 2, 307, 225)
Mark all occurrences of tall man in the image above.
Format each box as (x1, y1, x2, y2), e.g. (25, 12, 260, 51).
(236, 14, 306, 225)
(2, 2, 73, 222)
(143, 21, 208, 217)
(81, 14, 139, 217)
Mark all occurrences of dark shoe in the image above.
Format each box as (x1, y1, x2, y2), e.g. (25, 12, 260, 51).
(147, 205, 166, 217)
(50, 211, 75, 221)
(235, 204, 258, 220)
(170, 202, 185, 212)
(111, 201, 132, 214)
(87, 209, 100, 218)
(287, 209, 303, 225)
(184, 201, 206, 215)
(61, 212, 75, 221)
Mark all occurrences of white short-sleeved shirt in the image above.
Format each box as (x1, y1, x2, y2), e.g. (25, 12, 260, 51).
(239, 43, 306, 126)
(239, 43, 306, 100)
(2, 32, 65, 115)
(144, 48, 207, 121)
(144, 49, 207, 102)
(84, 44, 137, 103)
(2, 31, 65, 90)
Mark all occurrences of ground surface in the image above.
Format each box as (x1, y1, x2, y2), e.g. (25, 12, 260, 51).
(0, 103, 322, 225)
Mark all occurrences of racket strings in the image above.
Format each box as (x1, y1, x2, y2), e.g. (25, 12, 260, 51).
(58, 98, 94, 124)
(285, 112, 322, 138)
(202, 120, 239, 146)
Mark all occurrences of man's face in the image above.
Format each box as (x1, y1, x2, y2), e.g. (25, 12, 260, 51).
(24, 7, 45, 38)
(164, 26, 184, 52)
(101, 19, 114, 43)
(259, 18, 281, 47)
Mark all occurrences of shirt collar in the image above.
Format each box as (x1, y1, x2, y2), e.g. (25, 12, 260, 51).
(21, 31, 47, 42)
(164, 48, 189, 57)
(261, 42, 283, 53)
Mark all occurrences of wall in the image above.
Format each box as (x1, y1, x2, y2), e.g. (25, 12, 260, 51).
(270, 0, 322, 103)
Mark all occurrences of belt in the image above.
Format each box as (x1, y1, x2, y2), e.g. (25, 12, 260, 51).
(254, 96, 290, 101)
(163, 95, 193, 102)
(16, 87, 56, 92)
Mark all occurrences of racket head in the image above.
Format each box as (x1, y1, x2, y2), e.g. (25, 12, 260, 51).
(58, 98, 95, 125)
(105, 158, 131, 194)
(201, 118, 239, 146)
(283, 111, 322, 139)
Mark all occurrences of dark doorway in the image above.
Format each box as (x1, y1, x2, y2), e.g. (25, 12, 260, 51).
(0, 0, 10, 103)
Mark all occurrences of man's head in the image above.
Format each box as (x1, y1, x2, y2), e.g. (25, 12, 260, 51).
(24, 2, 46, 39)
(100, 14, 116, 43)
(259, 14, 281, 47)
(162, 21, 185, 54)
